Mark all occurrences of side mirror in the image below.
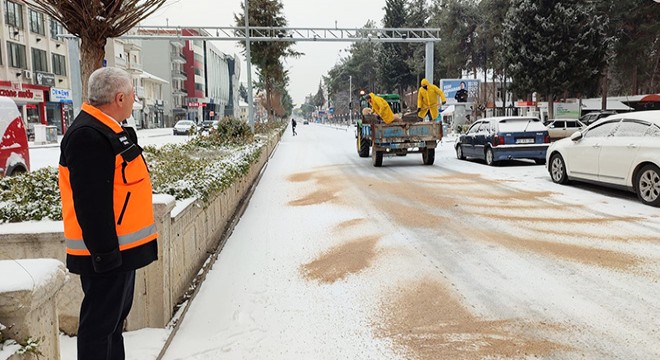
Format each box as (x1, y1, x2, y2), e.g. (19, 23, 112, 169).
(570, 131, 583, 141)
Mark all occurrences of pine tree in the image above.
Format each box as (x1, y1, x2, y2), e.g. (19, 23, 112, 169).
(500, 0, 607, 118)
(404, 0, 428, 89)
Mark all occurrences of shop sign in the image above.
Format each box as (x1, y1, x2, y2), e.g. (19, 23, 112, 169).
(35, 72, 56, 87)
(187, 102, 206, 107)
(0, 86, 44, 102)
(515, 101, 537, 107)
(50, 88, 73, 103)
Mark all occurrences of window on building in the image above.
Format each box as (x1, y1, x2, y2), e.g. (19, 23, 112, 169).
(32, 48, 48, 72)
(29, 9, 45, 35)
(5, 1, 23, 29)
(7, 41, 27, 69)
(195, 83, 204, 91)
(52, 53, 66, 75)
(49, 19, 65, 40)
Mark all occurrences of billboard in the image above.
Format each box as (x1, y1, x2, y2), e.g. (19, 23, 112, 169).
(440, 79, 480, 104)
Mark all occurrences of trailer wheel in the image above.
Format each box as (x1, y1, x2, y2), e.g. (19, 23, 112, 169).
(422, 148, 435, 165)
(357, 131, 370, 157)
(372, 150, 383, 167)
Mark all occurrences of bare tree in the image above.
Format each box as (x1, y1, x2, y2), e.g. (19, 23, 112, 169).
(31, 0, 166, 99)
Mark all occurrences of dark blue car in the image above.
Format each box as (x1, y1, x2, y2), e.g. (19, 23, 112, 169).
(455, 117, 550, 165)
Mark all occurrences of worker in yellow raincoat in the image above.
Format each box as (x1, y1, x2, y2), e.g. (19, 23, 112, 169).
(417, 78, 446, 121)
(366, 92, 400, 124)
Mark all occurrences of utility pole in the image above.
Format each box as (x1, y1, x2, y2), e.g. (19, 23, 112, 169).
(349, 75, 352, 125)
(244, 0, 255, 130)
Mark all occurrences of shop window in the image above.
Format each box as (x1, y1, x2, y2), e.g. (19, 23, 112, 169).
(29, 9, 45, 35)
(52, 53, 66, 75)
(7, 41, 27, 69)
(32, 48, 48, 72)
(5, 1, 23, 29)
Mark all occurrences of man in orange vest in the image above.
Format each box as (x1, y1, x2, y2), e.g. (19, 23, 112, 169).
(59, 67, 158, 360)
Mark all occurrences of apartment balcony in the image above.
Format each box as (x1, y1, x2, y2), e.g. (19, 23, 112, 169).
(171, 52, 186, 64)
(122, 39, 142, 52)
(114, 56, 127, 68)
(171, 69, 187, 81)
(170, 39, 185, 48)
(126, 61, 143, 74)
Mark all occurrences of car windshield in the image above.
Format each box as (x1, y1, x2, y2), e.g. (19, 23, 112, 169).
(498, 118, 545, 132)
(177, 121, 193, 126)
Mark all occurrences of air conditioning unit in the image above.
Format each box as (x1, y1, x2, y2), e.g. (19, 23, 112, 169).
(23, 70, 32, 80)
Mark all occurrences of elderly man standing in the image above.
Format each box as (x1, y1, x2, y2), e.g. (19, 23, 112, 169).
(59, 67, 158, 360)
(417, 78, 447, 121)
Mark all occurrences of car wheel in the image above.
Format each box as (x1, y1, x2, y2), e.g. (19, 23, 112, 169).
(635, 164, 660, 207)
(485, 147, 497, 166)
(456, 144, 465, 160)
(549, 154, 569, 184)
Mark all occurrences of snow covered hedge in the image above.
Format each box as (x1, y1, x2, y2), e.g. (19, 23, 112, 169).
(0, 119, 282, 223)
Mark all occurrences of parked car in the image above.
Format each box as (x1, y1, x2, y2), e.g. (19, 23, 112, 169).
(200, 120, 219, 132)
(0, 96, 30, 176)
(579, 110, 617, 126)
(303, 120, 309, 125)
(173, 120, 196, 135)
(455, 117, 550, 166)
(546, 118, 586, 140)
(547, 110, 660, 207)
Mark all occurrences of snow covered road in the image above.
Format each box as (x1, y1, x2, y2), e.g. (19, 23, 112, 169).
(162, 123, 660, 360)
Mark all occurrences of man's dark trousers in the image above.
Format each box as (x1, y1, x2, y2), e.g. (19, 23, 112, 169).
(77, 270, 135, 360)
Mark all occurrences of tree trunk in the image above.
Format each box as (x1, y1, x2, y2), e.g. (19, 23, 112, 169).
(266, 79, 273, 122)
(601, 64, 609, 111)
(492, 73, 496, 116)
(80, 36, 107, 102)
(548, 96, 554, 120)
(631, 65, 638, 95)
(501, 69, 507, 115)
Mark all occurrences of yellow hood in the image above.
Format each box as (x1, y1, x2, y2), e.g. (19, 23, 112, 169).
(421, 78, 430, 86)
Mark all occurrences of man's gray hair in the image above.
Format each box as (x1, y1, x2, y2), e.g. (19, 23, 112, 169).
(87, 67, 133, 106)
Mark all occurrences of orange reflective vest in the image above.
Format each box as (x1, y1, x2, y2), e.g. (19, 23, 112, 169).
(59, 103, 157, 258)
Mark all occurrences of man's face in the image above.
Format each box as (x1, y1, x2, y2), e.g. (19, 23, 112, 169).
(460, 83, 465, 90)
(119, 86, 135, 120)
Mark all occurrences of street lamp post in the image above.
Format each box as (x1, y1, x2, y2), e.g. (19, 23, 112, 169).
(349, 75, 352, 125)
(245, 0, 255, 130)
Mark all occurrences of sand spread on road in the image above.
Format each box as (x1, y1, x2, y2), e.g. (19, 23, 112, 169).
(301, 235, 382, 284)
(376, 278, 566, 360)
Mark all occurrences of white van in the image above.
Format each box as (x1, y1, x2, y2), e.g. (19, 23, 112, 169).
(0, 97, 30, 176)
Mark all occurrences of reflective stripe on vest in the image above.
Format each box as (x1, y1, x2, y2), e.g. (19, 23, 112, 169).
(65, 223, 158, 255)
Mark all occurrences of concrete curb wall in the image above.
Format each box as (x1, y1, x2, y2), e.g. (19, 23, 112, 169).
(0, 130, 282, 335)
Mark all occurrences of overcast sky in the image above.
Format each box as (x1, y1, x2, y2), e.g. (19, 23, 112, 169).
(143, 0, 386, 106)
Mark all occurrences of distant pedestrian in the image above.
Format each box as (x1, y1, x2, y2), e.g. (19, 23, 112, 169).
(59, 67, 158, 360)
(292, 118, 297, 136)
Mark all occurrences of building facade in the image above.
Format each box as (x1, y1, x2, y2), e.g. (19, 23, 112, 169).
(0, 0, 73, 136)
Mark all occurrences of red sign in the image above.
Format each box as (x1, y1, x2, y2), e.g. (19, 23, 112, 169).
(515, 101, 537, 107)
(0, 87, 44, 102)
(187, 102, 207, 108)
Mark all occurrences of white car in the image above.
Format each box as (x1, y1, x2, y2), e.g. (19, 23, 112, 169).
(546, 118, 585, 140)
(546, 110, 660, 207)
(173, 120, 196, 135)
